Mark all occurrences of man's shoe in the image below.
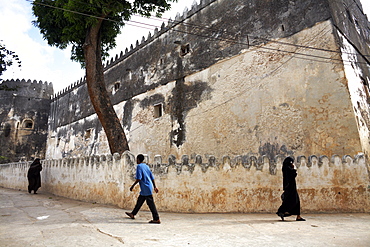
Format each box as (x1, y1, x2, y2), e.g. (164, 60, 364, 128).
(125, 212, 135, 219)
(149, 219, 161, 224)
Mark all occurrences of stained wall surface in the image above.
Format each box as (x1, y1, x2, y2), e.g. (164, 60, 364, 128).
(329, 0, 370, 158)
(1, 0, 369, 214)
(0, 79, 53, 163)
(1, 152, 369, 213)
(47, 21, 364, 159)
(45, 0, 369, 161)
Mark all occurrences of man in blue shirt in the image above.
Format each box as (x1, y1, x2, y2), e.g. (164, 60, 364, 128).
(126, 154, 160, 224)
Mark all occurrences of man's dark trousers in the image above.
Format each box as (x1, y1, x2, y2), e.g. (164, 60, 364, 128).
(132, 195, 159, 220)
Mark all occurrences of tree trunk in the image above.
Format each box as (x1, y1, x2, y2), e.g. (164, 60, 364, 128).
(83, 20, 129, 154)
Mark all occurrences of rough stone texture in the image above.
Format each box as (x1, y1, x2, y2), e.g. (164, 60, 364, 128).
(330, 0, 370, 160)
(0, 79, 53, 163)
(45, 0, 369, 160)
(2, 0, 369, 217)
(1, 152, 369, 213)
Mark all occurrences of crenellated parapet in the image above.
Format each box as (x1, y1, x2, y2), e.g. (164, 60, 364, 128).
(103, 0, 217, 70)
(40, 152, 368, 176)
(4, 152, 367, 179)
(51, 76, 86, 101)
(0, 79, 54, 99)
(3, 0, 369, 212)
(1, 78, 53, 87)
(0, 79, 52, 162)
(1, 151, 369, 213)
(49, 0, 217, 101)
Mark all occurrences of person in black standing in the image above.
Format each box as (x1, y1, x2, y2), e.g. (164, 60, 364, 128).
(27, 158, 42, 194)
(276, 157, 305, 221)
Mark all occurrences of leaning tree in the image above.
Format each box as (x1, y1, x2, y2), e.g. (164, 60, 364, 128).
(32, 0, 176, 154)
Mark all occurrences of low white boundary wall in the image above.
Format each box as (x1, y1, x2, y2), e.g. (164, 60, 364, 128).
(1, 151, 369, 213)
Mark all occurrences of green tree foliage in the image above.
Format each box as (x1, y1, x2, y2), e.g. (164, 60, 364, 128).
(32, 0, 176, 154)
(32, 0, 174, 65)
(0, 41, 21, 77)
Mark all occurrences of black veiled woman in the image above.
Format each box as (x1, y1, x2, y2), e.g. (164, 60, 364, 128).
(276, 157, 305, 221)
(27, 158, 42, 194)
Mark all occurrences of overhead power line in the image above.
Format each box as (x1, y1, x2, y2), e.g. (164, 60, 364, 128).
(28, 0, 370, 66)
(31, 0, 370, 132)
(134, 12, 370, 59)
(126, 17, 369, 66)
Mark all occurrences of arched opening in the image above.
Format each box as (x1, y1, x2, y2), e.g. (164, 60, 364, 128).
(22, 119, 34, 129)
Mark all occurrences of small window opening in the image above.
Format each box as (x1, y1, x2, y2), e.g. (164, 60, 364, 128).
(85, 129, 92, 140)
(154, 104, 163, 118)
(114, 82, 120, 91)
(57, 138, 61, 147)
(23, 120, 33, 129)
(126, 69, 132, 80)
(112, 82, 121, 95)
(180, 44, 190, 56)
(111, 81, 121, 95)
(281, 25, 285, 31)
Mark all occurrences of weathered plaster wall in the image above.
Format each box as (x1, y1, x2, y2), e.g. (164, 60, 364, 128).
(329, 0, 370, 158)
(340, 34, 370, 159)
(49, 0, 359, 160)
(46, 20, 364, 161)
(0, 79, 53, 163)
(1, 152, 369, 213)
(163, 20, 362, 158)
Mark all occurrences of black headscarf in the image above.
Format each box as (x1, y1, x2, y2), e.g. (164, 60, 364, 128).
(30, 158, 41, 166)
(282, 157, 294, 171)
(282, 157, 297, 190)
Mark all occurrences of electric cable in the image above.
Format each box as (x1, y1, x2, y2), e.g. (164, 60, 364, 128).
(133, 8, 370, 59)
(29, 0, 370, 66)
(38, 0, 370, 132)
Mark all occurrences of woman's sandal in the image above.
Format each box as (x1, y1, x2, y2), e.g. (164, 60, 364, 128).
(296, 218, 306, 221)
(277, 212, 285, 221)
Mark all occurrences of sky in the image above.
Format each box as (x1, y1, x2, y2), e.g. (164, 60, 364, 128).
(0, 0, 369, 94)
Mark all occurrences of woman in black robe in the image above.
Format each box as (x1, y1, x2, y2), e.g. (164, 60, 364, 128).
(276, 157, 305, 221)
(27, 158, 42, 194)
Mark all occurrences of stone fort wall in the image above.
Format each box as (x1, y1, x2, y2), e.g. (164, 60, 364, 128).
(0, 0, 369, 213)
(0, 79, 53, 163)
(45, 0, 370, 161)
(0, 152, 369, 212)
